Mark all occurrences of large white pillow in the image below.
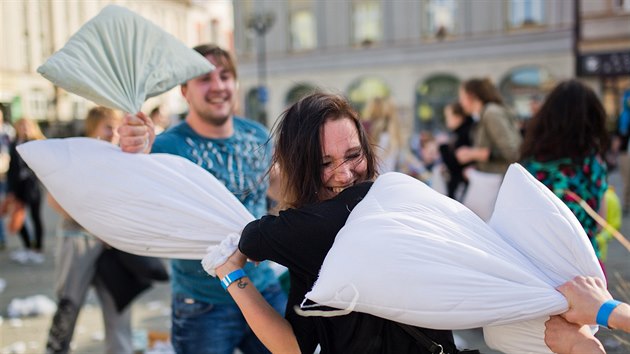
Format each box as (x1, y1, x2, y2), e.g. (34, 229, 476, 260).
(37, 5, 214, 113)
(304, 166, 602, 353)
(17, 138, 253, 260)
(483, 164, 604, 353)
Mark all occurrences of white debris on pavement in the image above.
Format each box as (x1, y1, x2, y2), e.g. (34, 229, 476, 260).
(1, 341, 26, 354)
(8, 319, 22, 328)
(91, 331, 105, 341)
(7, 295, 56, 318)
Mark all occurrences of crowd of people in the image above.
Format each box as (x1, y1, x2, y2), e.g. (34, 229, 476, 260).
(1, 42, 629, 354)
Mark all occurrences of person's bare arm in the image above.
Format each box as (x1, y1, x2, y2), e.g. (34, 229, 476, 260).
(558, 276, 630, 332)
(544, 316, 605, 354)
(216, 251, 300, 353)
(118, 112, 155, 154)
(47, 193, 71, 219)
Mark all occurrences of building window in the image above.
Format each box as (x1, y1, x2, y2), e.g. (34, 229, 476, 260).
(499, 65, 554, 120)
(289, 0, 316, 51)
(347, 76, 390, 114)
(617, 0, 630, 12)
(245, 87, 267, 126)
(352, 0, 382, 47)
(508, 0, 545, 28)
(414, 75, 460, 132)
(285, 83, 317, 106)
(422, 0, 458, 40)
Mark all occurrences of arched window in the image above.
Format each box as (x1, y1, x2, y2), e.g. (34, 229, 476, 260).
(285, 83, 317, 106)
(499, 66, 553, 120)
(347, 76, 390, 115)
(414, 75, 459, 132)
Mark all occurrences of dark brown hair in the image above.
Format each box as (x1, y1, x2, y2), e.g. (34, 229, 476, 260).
(520, 79, 608, 161)
(462, 78, 503, 105)
(446, 101, 466, 117)
(191, 44, 237, 79)
(272, 92, 377, 209)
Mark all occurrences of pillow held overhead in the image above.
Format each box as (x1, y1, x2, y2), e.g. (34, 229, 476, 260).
(37, 5, 214, 113)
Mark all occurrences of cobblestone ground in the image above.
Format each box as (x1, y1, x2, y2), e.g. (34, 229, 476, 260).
(1, 173, 628, 353)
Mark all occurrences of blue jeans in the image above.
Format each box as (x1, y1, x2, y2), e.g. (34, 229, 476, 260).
(171, 284, 287, 354)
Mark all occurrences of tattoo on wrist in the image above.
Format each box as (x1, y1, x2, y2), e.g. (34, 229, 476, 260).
(237, 278, 249, 289)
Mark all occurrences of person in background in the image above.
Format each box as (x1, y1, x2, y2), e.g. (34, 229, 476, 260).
(545, 275, 630, 354)
(438, 101, 474, 200)
(362, 96, 403, 173)
(46, 107, 134, 354)
(215, 93, 458, 353)
(456, 78, 522, 175)
(6, 118, 46, 264)
(149, 106, 169, 135)
(119, 43, 286, 354)
(520, 79, 609, 270)
(0, 109, 15, 250)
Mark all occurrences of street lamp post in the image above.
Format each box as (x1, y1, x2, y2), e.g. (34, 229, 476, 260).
(246, 11, 275, 126)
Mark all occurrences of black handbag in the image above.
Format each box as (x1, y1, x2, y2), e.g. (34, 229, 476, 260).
(96, 248, 169, 312)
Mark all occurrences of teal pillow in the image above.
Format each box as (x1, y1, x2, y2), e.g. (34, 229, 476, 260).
(37, 5, 214, 113)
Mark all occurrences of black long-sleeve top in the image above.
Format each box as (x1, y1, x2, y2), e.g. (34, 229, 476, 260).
(239, 182, 456, 354)
(439, 116, 475, 198)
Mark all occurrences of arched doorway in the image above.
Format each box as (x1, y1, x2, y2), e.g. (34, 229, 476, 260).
(414, 74, 460, 132)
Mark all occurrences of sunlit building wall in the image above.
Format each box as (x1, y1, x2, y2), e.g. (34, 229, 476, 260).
(233, 0, 629, 134)
(0, 0, 233, 126)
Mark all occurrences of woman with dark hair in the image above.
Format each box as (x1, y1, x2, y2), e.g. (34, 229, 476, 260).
(215, 93, 457, 353)
(456, 78, 521, 174)
(520, 79, 609, 265)
(456, 78, 522, 220)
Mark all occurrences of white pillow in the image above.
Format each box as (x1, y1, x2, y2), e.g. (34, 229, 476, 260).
(483, 163, 604, 353)
(17, 138, 253, 260)
(304, 166, 602, 353)
(37, 5, 214, 113)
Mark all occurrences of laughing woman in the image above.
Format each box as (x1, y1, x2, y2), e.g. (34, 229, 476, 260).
(215, 93, 457, 354)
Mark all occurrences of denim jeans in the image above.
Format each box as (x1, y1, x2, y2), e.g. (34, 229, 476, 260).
(171, 284, 287, 354)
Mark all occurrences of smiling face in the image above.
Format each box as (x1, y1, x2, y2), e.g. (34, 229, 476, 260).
(92, 117, 120, 144)
(182, 55, 237, 127)
(319, 117, 368, 200)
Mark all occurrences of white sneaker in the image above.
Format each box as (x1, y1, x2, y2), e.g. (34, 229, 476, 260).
(10, 249, 29, 264)
(28, 251, 45, 264)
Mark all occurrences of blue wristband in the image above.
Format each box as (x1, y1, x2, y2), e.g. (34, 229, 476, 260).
(220, 269, 247, 291)
(596, 299, 622, 328)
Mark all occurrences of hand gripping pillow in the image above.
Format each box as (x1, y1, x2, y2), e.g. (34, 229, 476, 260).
(17, 138, 253, 264)
(304, 166, 602, 353)
(483, 164, 604, 353)
(37, 5, 214, 113)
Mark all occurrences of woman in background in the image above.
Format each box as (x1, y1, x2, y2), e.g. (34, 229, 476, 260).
(520, 79, 609, 270)
(7, 117, 46, 264)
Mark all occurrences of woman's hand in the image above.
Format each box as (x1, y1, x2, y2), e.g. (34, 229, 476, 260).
(544, 316, 604, 354)
(216, 249, 248, 279)
(557, 276, 612, 326)
(455, 146, 490, 164)
(118, 112, 155, 153)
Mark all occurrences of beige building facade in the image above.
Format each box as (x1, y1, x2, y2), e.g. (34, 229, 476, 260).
(232, 0, 630, 133)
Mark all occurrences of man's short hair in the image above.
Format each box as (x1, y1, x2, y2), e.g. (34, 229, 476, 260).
(193, 44, 237, 79)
